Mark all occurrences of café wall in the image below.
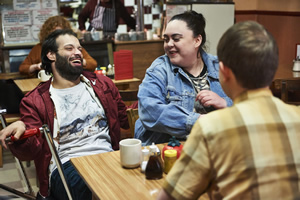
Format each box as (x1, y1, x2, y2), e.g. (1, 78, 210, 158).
(233, 0, 300, 69)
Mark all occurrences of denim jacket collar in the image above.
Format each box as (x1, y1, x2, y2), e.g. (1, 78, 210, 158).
(169, 51, 219, 80)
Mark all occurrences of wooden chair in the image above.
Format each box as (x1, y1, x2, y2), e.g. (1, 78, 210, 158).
(119, 90, 138, 106)
(118, 90, 138, 138)
(126, 108, 139, 138)
(281, 79, 300, 105)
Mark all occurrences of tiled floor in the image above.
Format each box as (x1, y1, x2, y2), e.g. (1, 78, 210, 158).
(0, 148, 39, 199)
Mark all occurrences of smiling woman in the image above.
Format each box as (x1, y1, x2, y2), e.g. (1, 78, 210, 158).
(134, 10, 233, 146)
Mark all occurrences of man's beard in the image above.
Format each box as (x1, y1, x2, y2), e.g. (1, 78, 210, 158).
(55, 53, 83, 81)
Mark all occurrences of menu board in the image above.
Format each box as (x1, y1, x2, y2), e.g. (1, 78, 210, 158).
(1, 0, 58, 45)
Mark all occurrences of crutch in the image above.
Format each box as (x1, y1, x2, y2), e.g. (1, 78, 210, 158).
(41, 124, 73, 200)
(1, 112, 73, 199)
(0, 109, 35, 200)
(3, 124, 73, 200)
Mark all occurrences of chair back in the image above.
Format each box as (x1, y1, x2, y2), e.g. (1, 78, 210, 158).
(281, 79, 300, 105)
(119, 90, 138, 105)
(126, 108, 139, 138)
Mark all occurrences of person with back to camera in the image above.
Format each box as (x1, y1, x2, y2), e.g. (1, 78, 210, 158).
(78, 0, 136, 37)
(134, 10, 232, 146)
(157, 21, 300, 200)
(19, 15, 97, 77)
(0, 29, 137, 200)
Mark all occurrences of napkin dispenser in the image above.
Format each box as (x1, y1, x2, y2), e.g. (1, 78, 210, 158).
(293, 57, 300, 72)
(114, 50, 133, 80)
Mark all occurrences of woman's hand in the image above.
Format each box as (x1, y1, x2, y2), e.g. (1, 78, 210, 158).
(196, 90, 227, 109)
(0, 121, 26, 149)
(29, 63, 41, 74)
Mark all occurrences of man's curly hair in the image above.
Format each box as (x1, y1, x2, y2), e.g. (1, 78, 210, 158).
(39, 15, 72, 43)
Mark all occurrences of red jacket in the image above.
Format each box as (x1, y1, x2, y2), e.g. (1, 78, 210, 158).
(9, 71, 132, 196)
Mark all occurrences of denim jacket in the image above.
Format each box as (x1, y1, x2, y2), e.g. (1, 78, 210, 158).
(135, 53, 232, 146)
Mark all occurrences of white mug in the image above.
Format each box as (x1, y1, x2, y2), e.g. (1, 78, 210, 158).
(146, 30, 153, 40)
(119, 138, 142, 168)
(38, 70, 51, 82)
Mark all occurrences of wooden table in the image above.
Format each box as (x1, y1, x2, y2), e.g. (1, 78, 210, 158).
(71, 143, 166, 200)
(13, 77, 141, 94)
(13, 78, 41, 94)
(113, 77, 141, 90)
(274, 66, 300, 80)
(272, 67, 300, 90)
(0, 72, 30, 80)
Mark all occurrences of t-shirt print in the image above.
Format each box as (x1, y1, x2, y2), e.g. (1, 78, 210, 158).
(53, 82, 107, 144)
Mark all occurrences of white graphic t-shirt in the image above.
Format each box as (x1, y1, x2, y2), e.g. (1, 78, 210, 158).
(49, 81, 113, 173)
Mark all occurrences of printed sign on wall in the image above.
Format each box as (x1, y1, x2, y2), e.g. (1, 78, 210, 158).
(41, 0, 58, 9)
(3, 26, 32, 41)
(13, 0, 41, 10)
(2, 11, 31, 25)
(32, 9, 58, 25)
(2, 0, 58, 45)
(31, 24, 43, 40)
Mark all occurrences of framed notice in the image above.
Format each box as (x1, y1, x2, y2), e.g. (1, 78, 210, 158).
(31, 24, 43, 40)
(41, 0, 58, 9)
(2, 11, 32, 26)
(1, 0, 59, 45)
(3, 26, 32, 42)
(32, 9, 58, 25)
(13, 0, 41, 10)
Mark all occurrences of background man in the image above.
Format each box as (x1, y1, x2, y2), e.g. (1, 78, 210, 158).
(0, 29, 134, 200)
(157, 21, 300, 199)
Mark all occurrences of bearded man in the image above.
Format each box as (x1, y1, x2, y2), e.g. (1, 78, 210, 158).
(0, 29, 133, 200)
